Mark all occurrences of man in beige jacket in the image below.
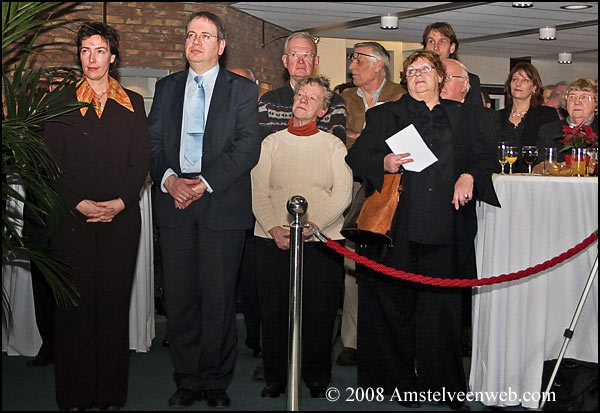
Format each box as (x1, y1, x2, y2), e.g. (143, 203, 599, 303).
(337, 42, 405, 366)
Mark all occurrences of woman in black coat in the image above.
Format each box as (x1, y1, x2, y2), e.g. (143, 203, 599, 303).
(43, 22, 149, 411)
(346, 50, 499, 409)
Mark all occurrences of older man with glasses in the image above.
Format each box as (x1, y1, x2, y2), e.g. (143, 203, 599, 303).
(335, 42, 405, 369)
(258, 31, 346, 142)
(343, 42, 406, 148)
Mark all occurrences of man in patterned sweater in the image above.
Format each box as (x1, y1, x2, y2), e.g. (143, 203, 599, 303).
(258, 31, 346, 142)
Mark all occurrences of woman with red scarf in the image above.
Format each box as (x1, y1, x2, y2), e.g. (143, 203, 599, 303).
(251, 76, 352, 399)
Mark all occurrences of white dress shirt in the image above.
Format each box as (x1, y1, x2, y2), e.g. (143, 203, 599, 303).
(161, 64, 220, 193)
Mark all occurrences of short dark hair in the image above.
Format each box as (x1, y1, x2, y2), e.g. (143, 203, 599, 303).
(187, 11, 226, 41)
(76, 22, 120, 71)
(421, 22, 459, 59)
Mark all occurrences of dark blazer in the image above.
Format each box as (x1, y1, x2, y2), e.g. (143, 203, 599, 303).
(346, 94, 499, 278)
(464, 72, 483, 106)
(537, 116, 598, 163)
(44, 89, 149, 215)
(148, 68, 260, 230)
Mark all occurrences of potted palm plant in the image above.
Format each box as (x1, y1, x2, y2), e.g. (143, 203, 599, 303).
(2, 2, 82, 321)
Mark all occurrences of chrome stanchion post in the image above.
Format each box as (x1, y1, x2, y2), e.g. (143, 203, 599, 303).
(286, 196, 307, 412)
(539, 253, 598, 410)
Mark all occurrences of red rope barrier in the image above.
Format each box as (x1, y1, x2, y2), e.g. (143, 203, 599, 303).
(324, 232, 598, 287)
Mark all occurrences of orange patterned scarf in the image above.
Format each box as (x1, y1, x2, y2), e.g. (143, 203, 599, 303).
(77, 76, 134, 118)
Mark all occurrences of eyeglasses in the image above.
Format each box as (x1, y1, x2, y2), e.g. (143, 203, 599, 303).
(287, 51, 315, 61)
(445, 74, 467, 81)
(566, 94, 595, 102)
(185, 32, 219, 42)
(347, 51, 378, 62)
(405, 65, 434, 77)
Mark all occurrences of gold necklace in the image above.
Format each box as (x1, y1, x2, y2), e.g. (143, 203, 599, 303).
(92, 89, 108, 112)
(510, 110, 527, 118)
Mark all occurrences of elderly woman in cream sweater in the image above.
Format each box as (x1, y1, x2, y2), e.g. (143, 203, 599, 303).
(251, 75, 352, 400)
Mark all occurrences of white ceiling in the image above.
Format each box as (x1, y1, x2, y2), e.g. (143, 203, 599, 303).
(230, 2, 598, 63)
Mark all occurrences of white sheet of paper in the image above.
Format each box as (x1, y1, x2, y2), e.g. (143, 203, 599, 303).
(385, 124, 438, 172)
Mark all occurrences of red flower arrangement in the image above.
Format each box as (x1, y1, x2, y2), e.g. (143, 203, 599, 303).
(559, 124, 598, 152)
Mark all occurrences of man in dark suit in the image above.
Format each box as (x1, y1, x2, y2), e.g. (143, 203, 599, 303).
(148, 11, 260, 409)
(441, 59, 502, 149)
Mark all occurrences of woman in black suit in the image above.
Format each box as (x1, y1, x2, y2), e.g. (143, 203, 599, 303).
(346, 50, 498, 409)
(499, 62, 558, 172)
(44, 22, 149, 410)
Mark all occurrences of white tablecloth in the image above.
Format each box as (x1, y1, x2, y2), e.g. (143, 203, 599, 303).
(2, 183, 155, 355)
(469, 175, 598, 408)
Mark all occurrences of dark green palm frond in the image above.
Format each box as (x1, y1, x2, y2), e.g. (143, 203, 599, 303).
(3, 2, 87, 315)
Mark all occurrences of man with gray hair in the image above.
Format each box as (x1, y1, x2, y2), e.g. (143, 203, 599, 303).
(342, 42, 406, 148)
(441, 59, 501, 147)
(440, 59, 470, 102)
(336, 42, 405, 368)
(258, 31, 346, 142)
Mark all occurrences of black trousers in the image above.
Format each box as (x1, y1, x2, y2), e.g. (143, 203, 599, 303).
(238, 229, 261, 353)
(356, 239, 466, 396)
(255, 237, 344, 387)
(160, 218, 244, 392)
(53, 207, 140, 410)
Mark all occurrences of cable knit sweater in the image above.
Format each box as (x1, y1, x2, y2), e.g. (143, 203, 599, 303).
(251, 129, 353, 241)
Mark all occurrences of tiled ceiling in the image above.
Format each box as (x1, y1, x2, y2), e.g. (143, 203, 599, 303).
(230, 2, 598, 63)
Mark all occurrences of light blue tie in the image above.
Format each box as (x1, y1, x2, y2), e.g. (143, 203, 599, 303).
(185, 75, 205, 165)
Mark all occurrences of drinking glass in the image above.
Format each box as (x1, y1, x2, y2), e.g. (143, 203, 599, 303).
(542, 147, 558, 176)
(506, 146, 518, 174)
(522, 146, 538, 174)
(586, 148, 598, 176)
(571, 148, 587, 177)
(497, 143, 508, 174)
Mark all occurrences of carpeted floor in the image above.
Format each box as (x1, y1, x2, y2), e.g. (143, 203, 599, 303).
(3, 314, 526, 411)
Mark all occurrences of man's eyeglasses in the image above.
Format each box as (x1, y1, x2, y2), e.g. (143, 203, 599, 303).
(347, 51, 378, 62)
(185, 32, 219, 42)
(566, 94, 594, 102)
(444, 74, 467, 81)
(405, 65, 434, 77)
(287, 51, 315, 61)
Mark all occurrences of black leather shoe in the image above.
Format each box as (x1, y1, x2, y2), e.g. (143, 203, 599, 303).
(168, 389, 202, 408)
(335, 347, 357, 366)
(162, 336, 169, 347)
(308, 384, 327, 399)
(25, 353, 53, 367)
(206, 390, 230, 408)
(261, 384, 285, 398)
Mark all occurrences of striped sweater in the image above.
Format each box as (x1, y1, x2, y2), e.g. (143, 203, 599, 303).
(258, 84, 346, 143)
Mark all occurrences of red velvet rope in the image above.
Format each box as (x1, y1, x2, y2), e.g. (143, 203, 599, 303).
(324, 232, 598, 287)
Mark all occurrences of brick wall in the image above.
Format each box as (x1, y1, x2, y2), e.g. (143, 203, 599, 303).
(5, 2, 291, 89)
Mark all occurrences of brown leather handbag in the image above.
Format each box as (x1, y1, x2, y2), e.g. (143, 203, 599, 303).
(341, 173, 403, 244)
